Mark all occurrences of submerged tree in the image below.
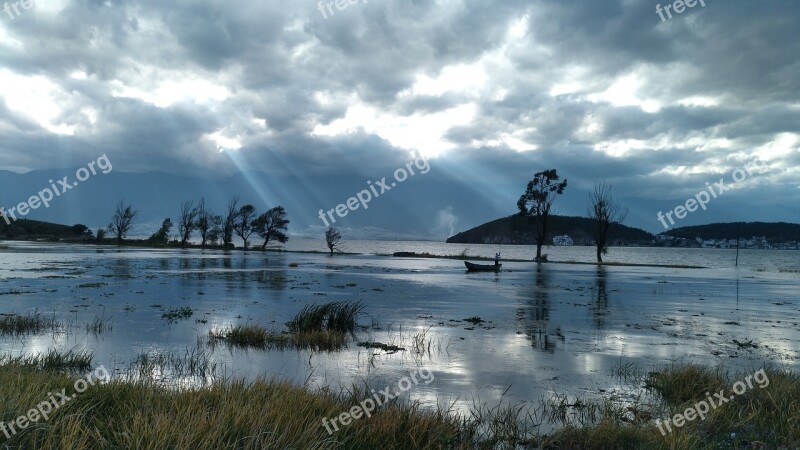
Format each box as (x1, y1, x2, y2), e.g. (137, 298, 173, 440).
(233, 204, 257, 250)
(325, 227, 342, 255)
(587, 182, 627, 263)
(222, 196, 239, 248)
(253, 206, 290, 250)
(108, 201, 137, 245)
(517, 169, 567, 263)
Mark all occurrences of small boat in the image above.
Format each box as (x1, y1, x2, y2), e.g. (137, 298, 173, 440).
(464, 261, 501, 272)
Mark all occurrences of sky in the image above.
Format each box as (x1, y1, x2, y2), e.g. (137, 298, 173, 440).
(0, 0, 798, 237)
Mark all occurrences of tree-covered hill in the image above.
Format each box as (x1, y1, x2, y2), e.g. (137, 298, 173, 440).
(446, 215, 653, 245)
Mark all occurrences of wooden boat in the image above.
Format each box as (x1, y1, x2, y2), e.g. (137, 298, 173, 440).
(464, 261, 501, 272)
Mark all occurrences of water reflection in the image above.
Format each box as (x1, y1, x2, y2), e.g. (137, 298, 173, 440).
(590, 266, 609, 329)
(518, 265, 563, 352)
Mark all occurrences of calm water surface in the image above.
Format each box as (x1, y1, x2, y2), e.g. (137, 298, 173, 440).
(0, 241, 797, 423)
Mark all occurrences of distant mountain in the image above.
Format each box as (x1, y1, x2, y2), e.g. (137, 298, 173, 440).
(446, 215, 653, 245)
(663, 222, 800, 241)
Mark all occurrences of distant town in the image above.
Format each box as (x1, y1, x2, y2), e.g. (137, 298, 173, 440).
(653, 235, 799, 250)
(552, 234, 800, 250)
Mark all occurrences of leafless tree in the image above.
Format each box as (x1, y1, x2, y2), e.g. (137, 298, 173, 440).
(325, 227, 342, 255)
(108, 200, 137, 245)
(587, 182, 627, 263)
(195, 198, 221, 248)
(222, 196, 239, 248)
(178, 200, 199, 248)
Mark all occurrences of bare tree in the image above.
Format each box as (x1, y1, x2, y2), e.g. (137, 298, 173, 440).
(325, 227, 342, 255)
(195, 198, 220, 248)
(178, 201, 200, 248)
(233, 204, 257, 250)
(108, 200, 137, 245)
(222, 196, 239, 248)
(253, 206, 290, 250)
(588, 182, 627, 263)
(517, 169, 568, 263)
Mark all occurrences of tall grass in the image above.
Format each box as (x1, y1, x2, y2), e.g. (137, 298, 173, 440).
(0, 359, 797, 448)
(209, 325, 348, 352)
(0, 348, 92, 372)
(286, 301, 364, 333)
(0, 312, 59, 335)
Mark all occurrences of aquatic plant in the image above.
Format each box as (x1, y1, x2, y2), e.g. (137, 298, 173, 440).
(286, 301, 364, 333)
(0, 312, 59, 335)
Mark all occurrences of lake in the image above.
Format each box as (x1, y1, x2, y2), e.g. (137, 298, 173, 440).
(0, 240, 797, 428)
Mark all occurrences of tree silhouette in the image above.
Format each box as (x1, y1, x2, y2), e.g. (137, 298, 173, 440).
(587, 182, 627, 262)
(108, 201, 137, 245)
(233, 204, 257, 250)
(253, 206, 290, 250)
(517, 169, 567, 262)
(325, 227, 342, 255)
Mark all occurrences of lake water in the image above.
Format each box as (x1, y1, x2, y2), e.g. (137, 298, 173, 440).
(0, 240, 798, 429)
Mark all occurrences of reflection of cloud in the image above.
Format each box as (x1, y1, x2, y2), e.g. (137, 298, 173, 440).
(434, 206, 458, 238)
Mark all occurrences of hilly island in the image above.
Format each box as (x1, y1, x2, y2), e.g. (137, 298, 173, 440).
(446, 215, 800, 249)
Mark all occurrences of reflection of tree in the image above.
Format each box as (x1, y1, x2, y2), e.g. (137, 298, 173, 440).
(266, 271, 287, 290)
(518, 265, 563, 352)
(590, 266, 610, 329)
(110, 257, 132, 280)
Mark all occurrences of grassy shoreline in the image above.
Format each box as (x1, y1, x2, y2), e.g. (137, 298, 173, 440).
(0, 359, 797, 449)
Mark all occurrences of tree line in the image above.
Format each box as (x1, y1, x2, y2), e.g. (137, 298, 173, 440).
(102, 197, 289, 251)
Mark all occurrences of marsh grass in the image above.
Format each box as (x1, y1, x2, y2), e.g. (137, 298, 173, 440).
(127, 346, 217, 385)
(209, 325, 349, 352)
(287, 301, 364, 333)
(0, 312, 59, 335)
(540, 365, 800, 449)
(0, 348, 92, 372)
(0, 360, 796, 449)
(0, 366, 473, 449)
(85, 314, 113, 335)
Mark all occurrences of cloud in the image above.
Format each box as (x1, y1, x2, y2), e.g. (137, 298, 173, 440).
(0, 0, 797, 233)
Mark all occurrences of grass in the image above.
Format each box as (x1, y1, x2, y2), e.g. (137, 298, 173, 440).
(85, 314, 113, 335)
(0, 362, 470, 449)
(0, 348, 93, 371)
(209, 325, 349, 352)
(207, 302, 364, 352)
(0, 359, 796, 448)
(286, 301, 364, 333)
(0, 312, 59, 335)
(538, 364, 800, 449)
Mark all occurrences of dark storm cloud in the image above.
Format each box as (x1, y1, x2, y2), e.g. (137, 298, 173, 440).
(0, 0, 797, 233)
